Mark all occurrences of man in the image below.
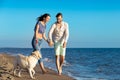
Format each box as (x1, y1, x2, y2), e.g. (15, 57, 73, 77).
(48, 13, 69, 75)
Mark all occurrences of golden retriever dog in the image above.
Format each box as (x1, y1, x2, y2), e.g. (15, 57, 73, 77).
(13, 50, 41, 79)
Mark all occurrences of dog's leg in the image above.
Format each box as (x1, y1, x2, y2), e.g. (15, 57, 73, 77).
(32, 69, 35, 76)
(13, 68, 17, 76)
(13, 58, 19, 76)
(18, 69, 22, 77)
(13, 65, 19, 76)
(28, 68, 34, 79)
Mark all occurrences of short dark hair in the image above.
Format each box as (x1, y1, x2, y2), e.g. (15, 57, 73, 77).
(56, 13, 63, 17)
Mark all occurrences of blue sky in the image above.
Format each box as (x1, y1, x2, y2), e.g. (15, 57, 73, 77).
(0, 0, 120, 48)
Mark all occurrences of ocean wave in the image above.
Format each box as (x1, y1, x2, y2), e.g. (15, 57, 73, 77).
(63, 60, 71, 66)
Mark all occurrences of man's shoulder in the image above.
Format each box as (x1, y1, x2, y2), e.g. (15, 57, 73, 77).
(62, 21, 68, 24)
(51, 23, 56, 26)
(62, 21, 68, 27)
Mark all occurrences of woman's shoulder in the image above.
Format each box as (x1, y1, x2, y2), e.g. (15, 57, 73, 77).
(38, 21, 42, 25)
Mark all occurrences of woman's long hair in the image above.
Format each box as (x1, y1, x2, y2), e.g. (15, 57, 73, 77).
(37, 13, 50, 21)
(34, 13, 50, 31)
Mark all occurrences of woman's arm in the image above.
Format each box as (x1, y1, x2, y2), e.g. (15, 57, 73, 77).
(35, 24, 39, 43)
(43, 33, 48, 43)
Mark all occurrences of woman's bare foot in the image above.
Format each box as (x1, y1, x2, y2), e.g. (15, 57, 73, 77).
(42, 69, 48, 74)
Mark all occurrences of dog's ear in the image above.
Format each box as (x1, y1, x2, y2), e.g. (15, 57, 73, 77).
(33, 51, 42, 59)
(37, 51, 42, 59)
(31, 51, 35, 55)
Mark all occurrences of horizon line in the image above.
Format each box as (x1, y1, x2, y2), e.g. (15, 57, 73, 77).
(0, 47, 120, 49)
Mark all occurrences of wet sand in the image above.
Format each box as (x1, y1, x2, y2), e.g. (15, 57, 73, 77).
(0, 53, 74, 80)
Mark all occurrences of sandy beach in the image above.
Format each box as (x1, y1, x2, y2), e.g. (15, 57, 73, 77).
(0, 53, 74, 80)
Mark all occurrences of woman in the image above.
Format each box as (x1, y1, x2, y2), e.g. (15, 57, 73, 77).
(32, 13, 50, 73)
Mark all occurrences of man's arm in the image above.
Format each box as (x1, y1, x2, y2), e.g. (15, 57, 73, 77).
(48, 24, 55, 46)
(63, 23, 69, 48)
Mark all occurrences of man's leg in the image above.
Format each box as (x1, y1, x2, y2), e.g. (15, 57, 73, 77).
(54, 42, 61, 75)
(59, 55, 65, 75)
(60, 55, 65, 67)
(59, 45, 66, 75)
(56, 55, 60, 75)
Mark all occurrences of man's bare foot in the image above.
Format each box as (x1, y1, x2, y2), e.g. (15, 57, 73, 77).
(58, 67, 62, 75)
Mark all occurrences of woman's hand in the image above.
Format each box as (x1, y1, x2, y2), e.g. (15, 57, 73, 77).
(36, 39, 38, 44)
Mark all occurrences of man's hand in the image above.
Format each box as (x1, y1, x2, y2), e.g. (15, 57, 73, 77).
(49, 41, 54, 47)
(63, 42, 67, 48)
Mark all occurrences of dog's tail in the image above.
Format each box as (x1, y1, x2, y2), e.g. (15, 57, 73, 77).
(18, 54, 25, 58)
(13, 54, 20, 75)
(13, 54, 24, 68)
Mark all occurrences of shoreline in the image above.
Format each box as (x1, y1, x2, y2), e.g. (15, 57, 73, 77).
(0, 53, 74, 80)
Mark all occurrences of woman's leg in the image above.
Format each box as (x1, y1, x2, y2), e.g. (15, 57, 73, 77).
(31, 37, 36, 51)
(32, 38, 47, 73)
(37, 39, 47, 73)
(38, 59, 47, 74)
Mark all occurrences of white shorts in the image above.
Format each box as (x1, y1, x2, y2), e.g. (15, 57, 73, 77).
(54, 42, 66, 56)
